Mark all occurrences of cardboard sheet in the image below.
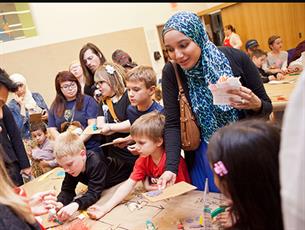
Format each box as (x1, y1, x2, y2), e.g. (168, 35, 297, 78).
(142, 181, 197, 202)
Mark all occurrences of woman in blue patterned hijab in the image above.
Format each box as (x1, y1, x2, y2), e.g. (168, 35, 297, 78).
(159, 11, 272, 192)
(163, 11, 239, 143)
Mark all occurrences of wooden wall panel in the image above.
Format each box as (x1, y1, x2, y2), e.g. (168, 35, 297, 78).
(221, 3, 305, 52)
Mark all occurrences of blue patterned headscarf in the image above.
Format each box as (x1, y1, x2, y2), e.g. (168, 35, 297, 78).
(163, 11, 239, 143)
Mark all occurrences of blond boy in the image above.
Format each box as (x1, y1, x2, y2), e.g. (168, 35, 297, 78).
(54, 132, 131, 222)
(87, 111, 190, 220)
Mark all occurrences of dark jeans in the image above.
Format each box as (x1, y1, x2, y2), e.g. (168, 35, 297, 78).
(5, 162, 23, 186)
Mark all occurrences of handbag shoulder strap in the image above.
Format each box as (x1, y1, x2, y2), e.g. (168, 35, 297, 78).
(104, 98, 120, 123)
(170, 60, 184, 95)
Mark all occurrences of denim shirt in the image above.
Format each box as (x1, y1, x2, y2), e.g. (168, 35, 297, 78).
(7, 92, 48, 139)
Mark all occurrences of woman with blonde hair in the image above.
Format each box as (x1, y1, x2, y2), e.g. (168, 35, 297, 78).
(94, 62, 137, 174)
(0, 146, 59, 229)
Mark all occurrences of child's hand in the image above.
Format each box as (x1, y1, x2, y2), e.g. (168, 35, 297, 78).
(276, 72, 285, 80)
(57, 202, 79, 222)
(268, 75, 277, 81)
(213, 207, 236, 229)
(127, 144, 140, 155)
(87, 205, 109, 220)
(143, 177, 159, 191)
(100, 124, 115, 136)
(113, 137, 128, 148)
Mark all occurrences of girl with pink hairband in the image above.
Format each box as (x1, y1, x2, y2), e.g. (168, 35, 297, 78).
(207, 119, 283, 230)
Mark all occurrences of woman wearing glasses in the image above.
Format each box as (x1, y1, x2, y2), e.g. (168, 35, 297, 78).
(48, 71, 101, 152)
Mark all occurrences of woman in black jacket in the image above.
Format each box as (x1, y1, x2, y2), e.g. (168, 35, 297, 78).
(158, 11, 272, 191)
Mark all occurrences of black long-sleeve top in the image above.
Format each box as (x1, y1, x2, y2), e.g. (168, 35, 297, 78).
(161, 46, 272, 174)
(0, 204, 41, 230)
(57, 151, 129, 210)
(0, 105, 30, 168)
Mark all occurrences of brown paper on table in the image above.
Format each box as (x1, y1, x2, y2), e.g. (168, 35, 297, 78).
(142, 181, 197, 202)
(82, 124, 103, 135)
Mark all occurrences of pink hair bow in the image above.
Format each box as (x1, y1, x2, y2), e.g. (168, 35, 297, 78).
(214, 161, 228, 176)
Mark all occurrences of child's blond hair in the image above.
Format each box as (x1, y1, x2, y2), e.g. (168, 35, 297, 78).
(125, 65, 156, 89)
(94, 62, 126, 97)
(130, 111, 165, 142)
(54, 132, 85, 159)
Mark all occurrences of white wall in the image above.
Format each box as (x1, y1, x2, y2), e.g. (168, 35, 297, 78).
(0, 3, 221, 75)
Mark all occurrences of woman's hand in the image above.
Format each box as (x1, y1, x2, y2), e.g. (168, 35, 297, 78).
(157, 171, 177, 189)
(29, 190, 62, 216)
(228, 86, 262, 112)
(41, 110, 48, 121)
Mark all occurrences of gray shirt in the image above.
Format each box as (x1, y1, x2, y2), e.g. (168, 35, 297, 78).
(263, 51, 288, 71)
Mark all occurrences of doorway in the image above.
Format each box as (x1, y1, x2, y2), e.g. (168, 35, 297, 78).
(203, 11, 225, 46)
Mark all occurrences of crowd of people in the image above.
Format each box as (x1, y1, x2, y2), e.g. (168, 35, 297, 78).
(0, 10, 304, 230)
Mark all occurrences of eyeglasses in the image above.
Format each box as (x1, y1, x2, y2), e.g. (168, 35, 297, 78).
(61, 82, 77, 91)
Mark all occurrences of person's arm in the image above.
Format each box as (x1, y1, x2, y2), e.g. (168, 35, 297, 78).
(73, 159, 108, 210)
(161, 63, 182, 174)
(113, 135, 133, 149)
(240, 51, 272, 117)
(2, 105, 30, 170)
(226, 49, 272, 118)
(100, 120, 131, 135)
(80, 118, 96, 142)
(7, 100, 26, 131)
(57, 174, 78, 206)
(87, 178, 137, 220)
(33, 92, 49, 121)
(32, 92, 49, 111)
(80, 96, 100, 142)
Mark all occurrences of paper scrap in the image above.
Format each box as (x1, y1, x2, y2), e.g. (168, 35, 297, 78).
(142, 181, 196, 202)
(208, 77, 242, 105)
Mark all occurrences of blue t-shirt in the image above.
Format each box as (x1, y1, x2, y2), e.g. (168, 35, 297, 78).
(127, 100, 164, 125)
(48, 95, 101, 150)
